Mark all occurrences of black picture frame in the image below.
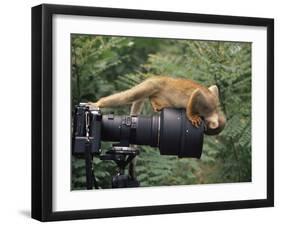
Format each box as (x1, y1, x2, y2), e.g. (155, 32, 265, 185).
(31, 3, 274, 222)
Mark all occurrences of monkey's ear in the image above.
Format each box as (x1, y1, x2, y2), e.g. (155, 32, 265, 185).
(208, 85, 219, 97)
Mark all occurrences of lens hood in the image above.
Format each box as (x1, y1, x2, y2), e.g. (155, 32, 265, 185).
(159, 108, 204, 158)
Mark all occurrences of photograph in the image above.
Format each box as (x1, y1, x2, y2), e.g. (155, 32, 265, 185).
(71, 34, 252, 190)
(31, 4, 273, 221)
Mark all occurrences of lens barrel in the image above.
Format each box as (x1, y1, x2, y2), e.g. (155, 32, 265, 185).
(101, 114, 159, 147)
(101, 108, 204, 158)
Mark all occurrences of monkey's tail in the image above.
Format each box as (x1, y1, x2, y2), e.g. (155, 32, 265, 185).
(128, 99, 145, 179)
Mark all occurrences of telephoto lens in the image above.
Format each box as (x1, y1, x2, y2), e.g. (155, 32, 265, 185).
(101, 108, 204, 158)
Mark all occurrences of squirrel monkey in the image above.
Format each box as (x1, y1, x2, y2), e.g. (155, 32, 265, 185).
(89, 76, 226, 135)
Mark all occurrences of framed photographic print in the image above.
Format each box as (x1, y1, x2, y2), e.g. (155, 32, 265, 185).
(31, 4, 274, 221)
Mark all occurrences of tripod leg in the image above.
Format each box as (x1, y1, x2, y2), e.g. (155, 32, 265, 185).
(85, 142, 93, 189)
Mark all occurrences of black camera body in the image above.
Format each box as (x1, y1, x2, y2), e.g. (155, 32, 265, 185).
(72, 104, 101, 156)
(72, 103, 205, 189)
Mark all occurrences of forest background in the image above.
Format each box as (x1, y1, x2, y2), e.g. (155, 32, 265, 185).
(71, 34, 251, 189)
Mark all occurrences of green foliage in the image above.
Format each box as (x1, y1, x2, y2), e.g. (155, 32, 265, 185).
(71, 35, 251, 189)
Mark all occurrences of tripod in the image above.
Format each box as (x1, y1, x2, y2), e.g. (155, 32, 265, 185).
(84, 143, 140, 189)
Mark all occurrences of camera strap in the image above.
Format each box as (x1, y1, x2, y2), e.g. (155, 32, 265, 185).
(84, 111, 99, 189)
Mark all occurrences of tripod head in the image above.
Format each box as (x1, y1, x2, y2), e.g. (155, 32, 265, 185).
(100, 146, 140, 188)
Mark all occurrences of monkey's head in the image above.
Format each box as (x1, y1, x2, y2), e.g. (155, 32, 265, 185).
(194, 85, 226, 135)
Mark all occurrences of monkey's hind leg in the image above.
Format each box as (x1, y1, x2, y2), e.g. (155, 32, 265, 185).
(130, 99, 145, 115)
(94, 79, 158, 108)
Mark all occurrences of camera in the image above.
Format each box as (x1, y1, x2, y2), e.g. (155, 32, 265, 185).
(72, 103, 205, 189)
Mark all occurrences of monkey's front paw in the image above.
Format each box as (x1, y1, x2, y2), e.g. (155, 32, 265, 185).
(189, 115, 202, 128)
(87, 101, 99, 109)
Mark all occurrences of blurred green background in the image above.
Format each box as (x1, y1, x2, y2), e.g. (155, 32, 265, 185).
(71, 34, 251, 189)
